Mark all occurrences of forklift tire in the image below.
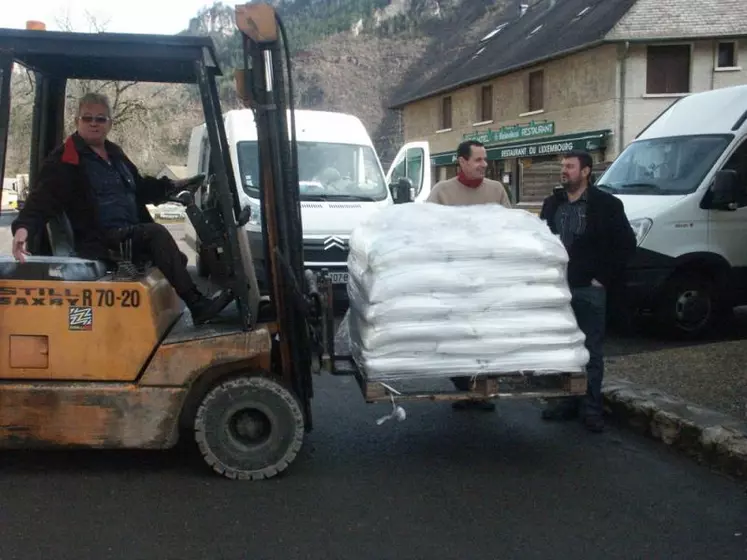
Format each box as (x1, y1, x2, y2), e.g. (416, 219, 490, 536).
(194, 376, 304, 480)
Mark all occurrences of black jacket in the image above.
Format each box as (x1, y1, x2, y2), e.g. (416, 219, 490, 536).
(12, 133, 173, 260)
(540, 185, 637, 289)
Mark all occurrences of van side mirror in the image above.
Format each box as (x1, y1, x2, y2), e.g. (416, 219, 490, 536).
(390, 177, 414, 204)
(710, 169, 740, 210)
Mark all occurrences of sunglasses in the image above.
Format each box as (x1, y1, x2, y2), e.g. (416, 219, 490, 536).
(79, 115, 109, 123)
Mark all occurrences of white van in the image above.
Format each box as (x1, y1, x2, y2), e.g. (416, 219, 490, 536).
(596, 84, 747, 338)
(184, 109, 394, 298)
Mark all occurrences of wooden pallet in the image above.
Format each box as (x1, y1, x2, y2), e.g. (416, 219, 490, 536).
(336, 358, 587, 404)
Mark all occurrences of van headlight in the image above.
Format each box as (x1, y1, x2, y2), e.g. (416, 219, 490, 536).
(629, 218, 652, 246)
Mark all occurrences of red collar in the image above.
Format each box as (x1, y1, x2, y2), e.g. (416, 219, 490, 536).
(457, 171, 483, 188)
(61, 135, 80, 165)
(61, 133, 118, 166)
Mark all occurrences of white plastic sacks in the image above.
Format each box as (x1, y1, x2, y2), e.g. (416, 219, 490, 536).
(344, 202, 590, 381)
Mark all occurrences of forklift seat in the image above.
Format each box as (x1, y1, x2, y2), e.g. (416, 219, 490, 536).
(0, 255, 108, 281)
(46, 212, 76, 257)
(0, 212, 109, 281)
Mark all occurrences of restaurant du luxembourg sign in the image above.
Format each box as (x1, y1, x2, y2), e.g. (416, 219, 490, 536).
(463, 120, 555, 144)
(430, 129, 609, 167)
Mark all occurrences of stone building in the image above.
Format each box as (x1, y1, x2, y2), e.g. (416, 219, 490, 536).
(389, 0, 747, 208)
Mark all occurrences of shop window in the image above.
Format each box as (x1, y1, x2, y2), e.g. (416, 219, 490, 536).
(646, 45, 690, 94)
(478, 85, 493, 122)
(440, 96, 452, 130)
(717, 42, 737, 69)
(528, 70, 543, 112)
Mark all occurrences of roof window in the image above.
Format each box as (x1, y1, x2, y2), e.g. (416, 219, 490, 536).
(480, 23, 508, 43)
(471, 47, 487, 60)
(571, 6, 594, 22)
(528, 24, 543, 37)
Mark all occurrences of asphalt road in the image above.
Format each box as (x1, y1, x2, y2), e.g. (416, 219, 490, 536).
(0, 375, 745, 559)
(0, 219, 746, 559)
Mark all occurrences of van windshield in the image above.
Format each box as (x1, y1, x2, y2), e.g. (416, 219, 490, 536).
(237, 141, 388, 201)
(596, 134, 733, 195)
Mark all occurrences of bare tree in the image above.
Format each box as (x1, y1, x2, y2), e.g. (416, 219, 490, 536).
(54, 11, 148, 127)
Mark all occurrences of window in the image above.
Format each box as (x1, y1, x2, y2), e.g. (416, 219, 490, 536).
(441, 96, 452, 129)
(391, 157, 406, 183)
(596, 134, 732, 195)
(528, 70, 543, 112)
(390, 147, 426, 197)
(717, 42, 737, 69)
(237, 141, 389, 201)
(405, 147, 424, 196)
(646, 45, 691, 94)
(722, 139, 747, 206)
(478, 85, 493, 122)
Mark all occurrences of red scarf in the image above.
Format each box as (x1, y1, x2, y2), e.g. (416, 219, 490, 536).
(457, 170, 483, 188)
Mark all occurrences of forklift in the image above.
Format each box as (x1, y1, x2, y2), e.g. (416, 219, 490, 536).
(0, 3, 589, 481)
(0, 3, 324, 479)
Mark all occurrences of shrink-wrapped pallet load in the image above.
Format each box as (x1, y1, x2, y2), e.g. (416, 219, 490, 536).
(341, 202, 590, 382)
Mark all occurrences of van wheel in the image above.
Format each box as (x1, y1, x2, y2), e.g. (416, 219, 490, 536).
(194, 376, 305, 480)
(656, 272, 715, 338)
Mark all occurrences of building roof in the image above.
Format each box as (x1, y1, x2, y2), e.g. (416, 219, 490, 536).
(0, 28, 221, 83)
(607, 0, 747, 40)
(390, 0, 638, 109)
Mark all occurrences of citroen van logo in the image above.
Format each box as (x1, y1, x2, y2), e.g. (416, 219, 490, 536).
(323, 236, 346, 251)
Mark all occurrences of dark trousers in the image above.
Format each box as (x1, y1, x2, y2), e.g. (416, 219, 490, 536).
(552, 285, 607, 418)
(104, 223, 199, 302)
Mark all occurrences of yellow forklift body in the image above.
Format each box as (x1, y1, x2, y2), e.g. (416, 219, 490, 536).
(0, 270, 180, 381)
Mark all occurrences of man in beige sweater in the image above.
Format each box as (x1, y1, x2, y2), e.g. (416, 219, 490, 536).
(427, 140, 512, 207)
(427, 140, 512, 411)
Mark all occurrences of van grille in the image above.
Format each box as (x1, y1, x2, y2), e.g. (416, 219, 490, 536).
(303, 237, 349, 264)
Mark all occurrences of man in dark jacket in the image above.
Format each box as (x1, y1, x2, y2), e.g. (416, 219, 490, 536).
(10, 92, 233, 325)
(539, 150, 636, 432)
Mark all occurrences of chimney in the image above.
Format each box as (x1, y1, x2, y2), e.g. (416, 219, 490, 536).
(26, 20, 46, 31)
(520, 3, 529, 17)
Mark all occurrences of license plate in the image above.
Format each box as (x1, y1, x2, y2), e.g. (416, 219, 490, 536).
(329, 272, 348, 284)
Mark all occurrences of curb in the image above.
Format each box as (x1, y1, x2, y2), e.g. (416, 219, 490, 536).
(603, 377, 747, 480)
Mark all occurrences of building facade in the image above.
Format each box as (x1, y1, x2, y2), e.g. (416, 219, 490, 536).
(390, 0, 747, 208)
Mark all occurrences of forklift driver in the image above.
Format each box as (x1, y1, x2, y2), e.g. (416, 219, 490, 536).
(10, 92, 234, 325)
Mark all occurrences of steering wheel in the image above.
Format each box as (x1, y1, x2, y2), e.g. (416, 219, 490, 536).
(168, 174, 211, 206)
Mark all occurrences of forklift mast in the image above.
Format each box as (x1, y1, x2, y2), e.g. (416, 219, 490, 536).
(0, 53, 9, 195)
(234, 4, 316, 424)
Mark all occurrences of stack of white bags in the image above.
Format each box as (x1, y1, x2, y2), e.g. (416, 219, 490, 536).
(343, 202, 590, 382)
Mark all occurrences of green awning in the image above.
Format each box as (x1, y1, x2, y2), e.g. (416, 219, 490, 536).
(430, 129, 610, 166)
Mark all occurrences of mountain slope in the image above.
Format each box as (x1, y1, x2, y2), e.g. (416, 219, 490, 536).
(189, 0, 510, 165)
